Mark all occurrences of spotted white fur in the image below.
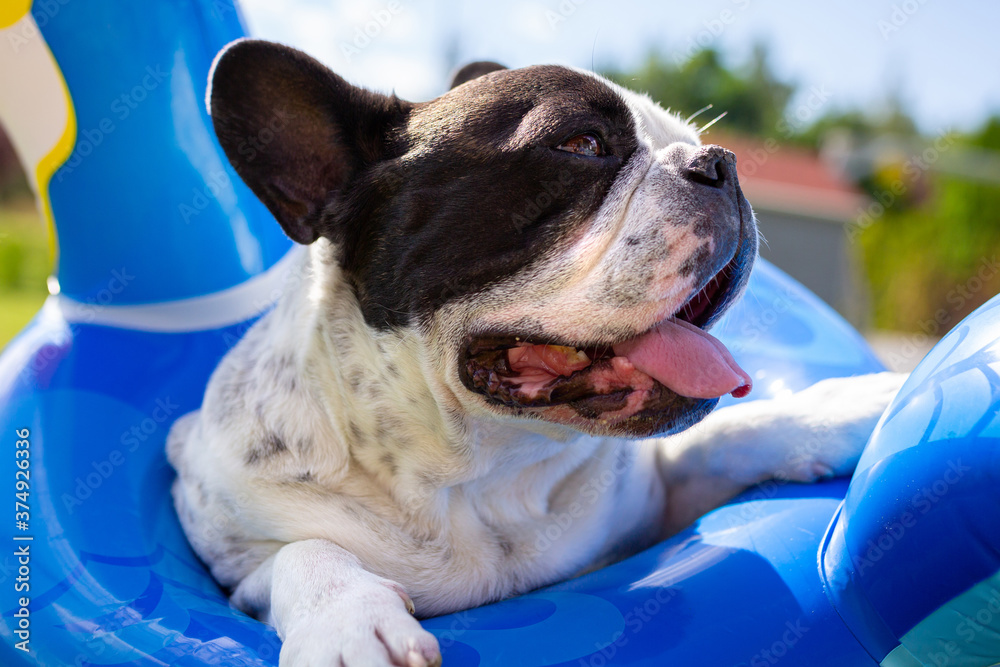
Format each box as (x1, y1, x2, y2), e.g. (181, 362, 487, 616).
(167, 67, 905, 667)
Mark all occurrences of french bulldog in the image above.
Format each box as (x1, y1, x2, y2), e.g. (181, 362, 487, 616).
(167, 39, 904, 666)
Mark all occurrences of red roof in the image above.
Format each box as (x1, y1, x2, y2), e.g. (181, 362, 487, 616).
(709, 132, 866, 223)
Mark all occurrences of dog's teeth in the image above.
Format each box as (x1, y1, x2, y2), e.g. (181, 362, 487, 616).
(495, 355, 513, 376)
(486, 370, 500, 392)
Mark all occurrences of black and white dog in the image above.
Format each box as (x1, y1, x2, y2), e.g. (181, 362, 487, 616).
(167, 39, 903, 666)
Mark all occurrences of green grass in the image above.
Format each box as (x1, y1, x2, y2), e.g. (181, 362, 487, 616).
(0, 291, 46, 349)
(0, 201, 51, 350)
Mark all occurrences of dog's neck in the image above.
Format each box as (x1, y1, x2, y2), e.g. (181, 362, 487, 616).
(267, 241, 604, 504)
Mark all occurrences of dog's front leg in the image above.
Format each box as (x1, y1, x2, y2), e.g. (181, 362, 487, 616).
(232, 539, 441, 667)
(656, 371, 907, 535)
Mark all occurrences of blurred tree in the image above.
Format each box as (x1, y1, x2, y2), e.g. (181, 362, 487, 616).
(796, 101, 918, 150)
(859, 116, 1000, 331)
(601, 45, 793, 136)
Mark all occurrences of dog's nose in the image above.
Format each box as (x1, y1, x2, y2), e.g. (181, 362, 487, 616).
(682, 145, 734, 189)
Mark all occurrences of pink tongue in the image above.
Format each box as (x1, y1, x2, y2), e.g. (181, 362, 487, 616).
(613, 318, 752, 399)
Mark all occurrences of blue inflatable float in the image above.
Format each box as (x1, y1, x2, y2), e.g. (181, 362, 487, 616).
(1, 2, 999, 665)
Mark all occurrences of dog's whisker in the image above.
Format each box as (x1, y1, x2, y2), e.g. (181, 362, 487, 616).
(699, 111, 728, 134)
(685, 104, 714, 124)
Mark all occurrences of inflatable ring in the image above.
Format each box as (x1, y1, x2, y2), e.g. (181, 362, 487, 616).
(2, 2, 999, 665)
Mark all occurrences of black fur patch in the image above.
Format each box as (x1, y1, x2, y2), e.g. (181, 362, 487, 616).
(340, 66, 638, 329)
(348, 420, 363, 443)
(450, 61, 507, 89)
(245, 432, 288, 466)
(380, 452, 398, 474)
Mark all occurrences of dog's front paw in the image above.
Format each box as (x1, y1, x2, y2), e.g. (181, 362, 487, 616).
(777, 371, 908, 482)
(277, 577, 441, 667)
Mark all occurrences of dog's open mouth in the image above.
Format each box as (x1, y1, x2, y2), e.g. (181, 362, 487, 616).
(459, 255, 751, 435)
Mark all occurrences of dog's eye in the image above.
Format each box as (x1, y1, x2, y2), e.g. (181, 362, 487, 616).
(556, 133, 604, 157)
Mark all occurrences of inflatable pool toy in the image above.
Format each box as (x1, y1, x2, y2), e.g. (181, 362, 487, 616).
(1, 2, 998, 665)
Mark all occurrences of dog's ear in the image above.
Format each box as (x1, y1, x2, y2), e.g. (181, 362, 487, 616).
(208, 39, 412, 245)
(449, 61, 507, 89)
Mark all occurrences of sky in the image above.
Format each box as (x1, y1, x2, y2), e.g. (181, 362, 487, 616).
(239, 0, 1000, 135)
